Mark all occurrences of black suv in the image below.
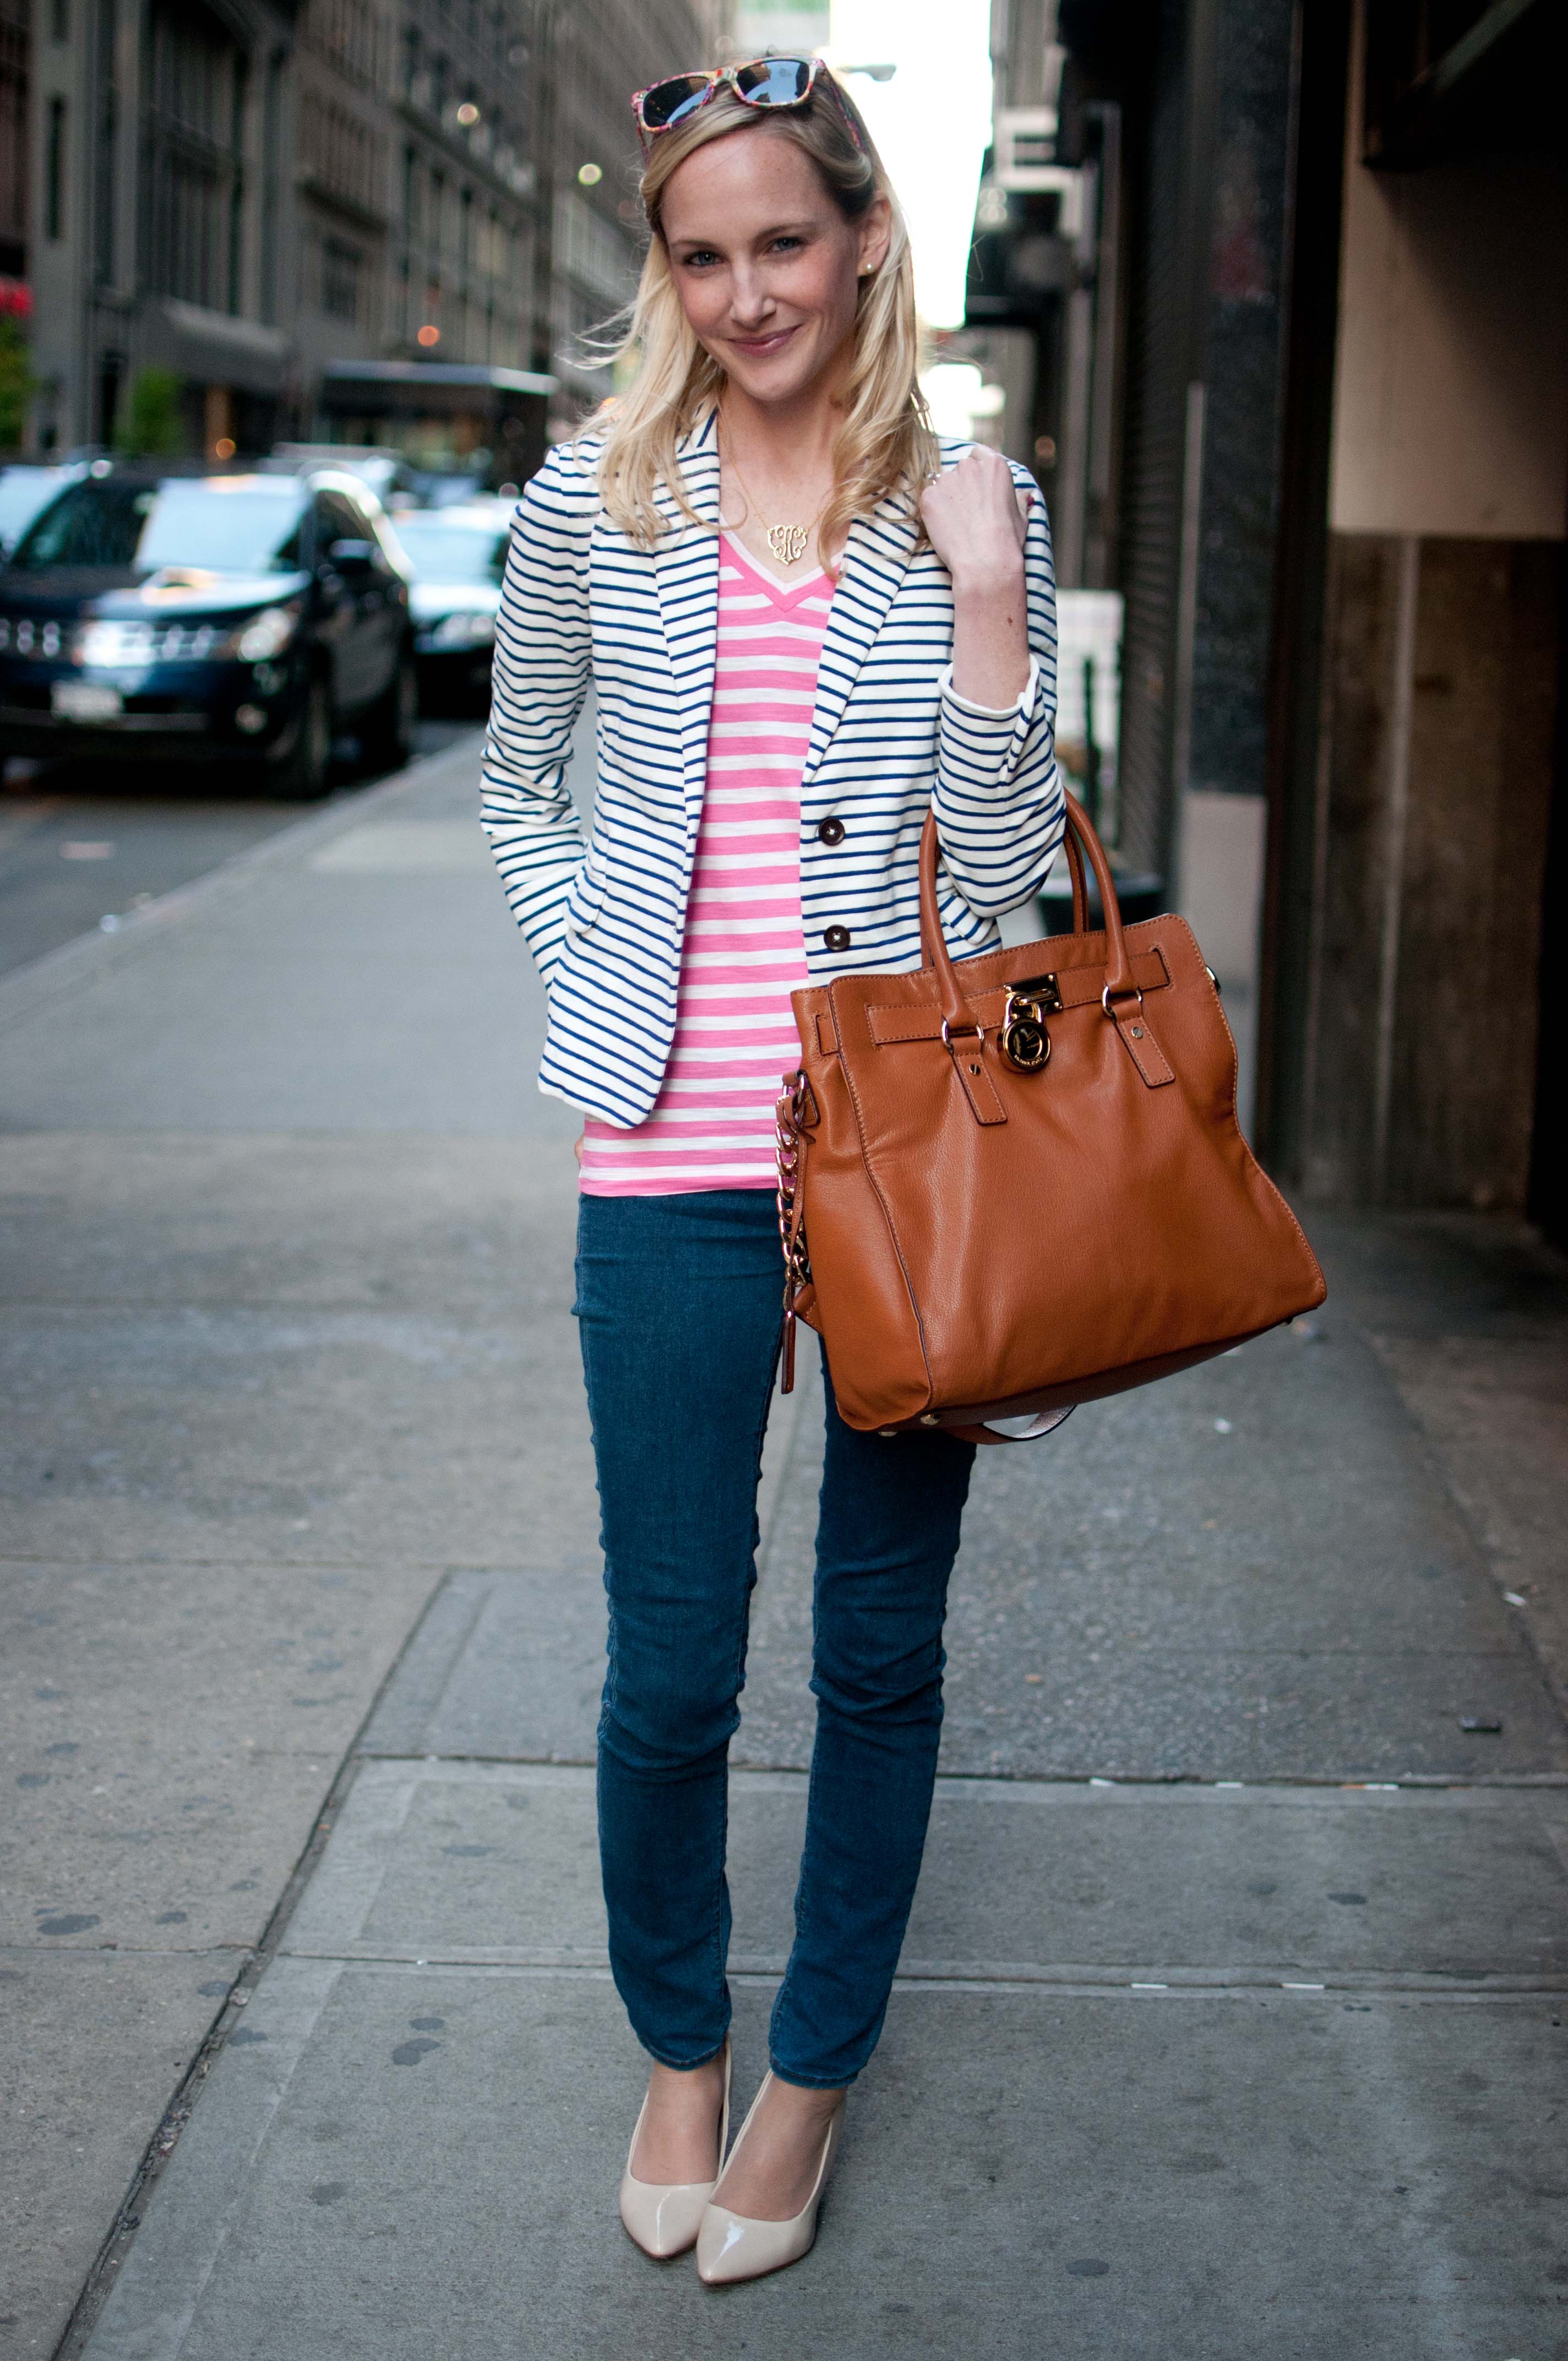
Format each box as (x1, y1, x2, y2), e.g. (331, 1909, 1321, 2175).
(0, 464, 417, 796)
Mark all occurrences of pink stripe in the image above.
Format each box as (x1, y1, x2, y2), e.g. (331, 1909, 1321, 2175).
(681, 935, 805, 957)
(605, 1105, 782, 1128)
(712, 644, 821, 667)
(661, 1048, 799, 1074)
(711, 674, 820, 694)
(687, 875, 801, 898)
(705, 740, 812, 763)
(677, 988, 803, 1012)
(580, 548, 831, 1200)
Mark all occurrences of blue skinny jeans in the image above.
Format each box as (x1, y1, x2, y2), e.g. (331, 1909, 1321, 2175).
(575, 1188, 974, 2090)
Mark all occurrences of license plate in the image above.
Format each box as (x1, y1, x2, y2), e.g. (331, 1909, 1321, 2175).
(52, 681, 123, 720)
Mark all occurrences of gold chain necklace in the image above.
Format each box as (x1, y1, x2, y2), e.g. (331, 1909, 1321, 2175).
(721, 438, 829, 569)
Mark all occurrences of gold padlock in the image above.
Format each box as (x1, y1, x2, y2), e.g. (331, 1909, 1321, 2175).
(999, 989, 1051, 1072)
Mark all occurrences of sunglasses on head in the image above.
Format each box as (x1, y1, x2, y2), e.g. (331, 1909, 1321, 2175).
(630, 55, 867, 156)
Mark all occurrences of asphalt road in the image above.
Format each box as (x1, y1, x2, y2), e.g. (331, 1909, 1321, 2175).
(0, 720, 478, 980)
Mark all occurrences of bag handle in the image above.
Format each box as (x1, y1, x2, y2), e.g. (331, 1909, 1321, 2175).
(1062, 823, 1090, 934)
(918, 791, 1134, 1032)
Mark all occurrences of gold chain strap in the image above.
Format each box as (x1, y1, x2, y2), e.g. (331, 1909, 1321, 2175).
(775, 1069, 814, 1392)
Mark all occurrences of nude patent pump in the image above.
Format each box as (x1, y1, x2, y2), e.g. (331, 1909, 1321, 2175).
(695, 2072, 847, 2287)
(618, 2038, 732, 2261)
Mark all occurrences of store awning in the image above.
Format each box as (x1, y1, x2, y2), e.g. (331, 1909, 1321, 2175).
(321, 362, 557, 398)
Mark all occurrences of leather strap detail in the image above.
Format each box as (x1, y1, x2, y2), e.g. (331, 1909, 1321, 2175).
(946, 1033, 1008, 1124)
(1109, 999, 1175, 1087)
(814, 1010, 837, 1056)
(865, 947, 1170, 1047)
(868, 999, 1008, 1045)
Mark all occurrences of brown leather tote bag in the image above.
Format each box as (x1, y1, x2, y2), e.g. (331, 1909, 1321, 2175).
(775, 793, 1326, 1444)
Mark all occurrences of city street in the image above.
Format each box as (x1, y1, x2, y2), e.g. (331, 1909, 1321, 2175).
(2, 733, 1564, 2361)
(0, 725, 473, 981)
(0, 0, 1559, 2341)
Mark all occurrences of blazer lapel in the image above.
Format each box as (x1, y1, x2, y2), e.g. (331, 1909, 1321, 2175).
(651, 406, 721, 830)
(801, 490, 921, 793)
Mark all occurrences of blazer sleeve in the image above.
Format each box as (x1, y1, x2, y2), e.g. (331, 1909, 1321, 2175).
(930, 463, 1066, 919)
(479, 442, 595, 991)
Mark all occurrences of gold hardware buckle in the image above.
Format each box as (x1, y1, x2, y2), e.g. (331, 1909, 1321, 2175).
(1005, 969, 1063, 1013)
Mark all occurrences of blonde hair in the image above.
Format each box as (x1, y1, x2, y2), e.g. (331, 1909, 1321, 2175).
(586, 70, 937, 554)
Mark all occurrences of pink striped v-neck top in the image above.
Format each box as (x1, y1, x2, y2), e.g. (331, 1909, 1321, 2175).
(577, 534, 832, 1196)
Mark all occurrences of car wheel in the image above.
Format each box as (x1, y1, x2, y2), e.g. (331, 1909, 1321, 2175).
(361, 648, 418, 774)
(267, 675, 333, 802)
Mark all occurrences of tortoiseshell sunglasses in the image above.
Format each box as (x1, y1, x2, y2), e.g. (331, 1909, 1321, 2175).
(630, 56, 868, 157)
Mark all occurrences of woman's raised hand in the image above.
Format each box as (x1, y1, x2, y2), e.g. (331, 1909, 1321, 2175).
(918, 445, 1032, 596)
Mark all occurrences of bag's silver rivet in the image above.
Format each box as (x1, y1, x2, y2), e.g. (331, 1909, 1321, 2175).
(919, 1413, 940, 1426)
(878, 1428, 897, 1437)
(1131, 1025, 1144, 1038)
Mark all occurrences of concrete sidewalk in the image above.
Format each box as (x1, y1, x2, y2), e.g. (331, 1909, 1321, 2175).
(2, 736, 1565, 2360)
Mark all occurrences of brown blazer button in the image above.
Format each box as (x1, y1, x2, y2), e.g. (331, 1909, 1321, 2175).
(823, 924, 851, 952)
(817, 816, 846, 845)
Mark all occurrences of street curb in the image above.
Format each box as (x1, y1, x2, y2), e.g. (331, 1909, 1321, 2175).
(0, 727, 486, 1040)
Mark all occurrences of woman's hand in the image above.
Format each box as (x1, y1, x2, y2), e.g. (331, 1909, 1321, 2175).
(921, 447, 1035, 709)
(919, 445, 1030, 596)
(574, 1130, 585, 1168)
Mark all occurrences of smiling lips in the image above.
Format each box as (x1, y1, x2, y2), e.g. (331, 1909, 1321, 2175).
(727, 323, 801, 357)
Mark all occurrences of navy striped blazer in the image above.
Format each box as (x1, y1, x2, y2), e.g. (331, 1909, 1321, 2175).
(480, 404, 1065, 1128)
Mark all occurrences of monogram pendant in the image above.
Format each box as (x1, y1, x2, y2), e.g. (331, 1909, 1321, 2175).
(767, 522, 809, 566)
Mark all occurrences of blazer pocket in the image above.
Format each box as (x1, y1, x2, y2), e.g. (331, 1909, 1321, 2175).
(562, 866, 607, 942)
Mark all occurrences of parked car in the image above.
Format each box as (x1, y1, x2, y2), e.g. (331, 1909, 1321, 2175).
(0, 463, 85, 558)
(0, 464, 417, 797)
(388, 499, 512, 711)
(406, 464, 500, 509)
(260, 445, 423, 508)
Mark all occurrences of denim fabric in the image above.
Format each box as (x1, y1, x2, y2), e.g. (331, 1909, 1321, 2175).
(575, 1188, 974, 2089)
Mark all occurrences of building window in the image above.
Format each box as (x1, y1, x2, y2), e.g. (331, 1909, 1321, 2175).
(303, 0, 382, 91)
(299, 89, 385, 219)
(0, 0, 29, 266)
(322, 235, 361, 323)
(92, 0, 117, 285)
(260, 46, 284, 324)
(145, 0, 247, 313)
(45, 95, 64, 240)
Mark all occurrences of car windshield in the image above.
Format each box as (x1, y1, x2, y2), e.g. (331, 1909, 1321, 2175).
(9, 477, 307, 574)
(0, 468, 70, 547)
(391, 516, 508, 584)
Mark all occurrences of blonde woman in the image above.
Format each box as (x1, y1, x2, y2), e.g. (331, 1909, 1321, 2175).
(481, 57, 1063, 2284)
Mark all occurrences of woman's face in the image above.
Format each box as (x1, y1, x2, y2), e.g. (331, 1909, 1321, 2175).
(658, 128, 891, 411)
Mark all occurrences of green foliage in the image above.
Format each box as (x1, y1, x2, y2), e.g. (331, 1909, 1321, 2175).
(116, 366, 186, 458)
(0, 319, 36, 452)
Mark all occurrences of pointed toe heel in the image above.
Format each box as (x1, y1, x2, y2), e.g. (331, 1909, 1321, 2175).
(695, 2074, 846, 2287)
(618, 2038, 732, 2261)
